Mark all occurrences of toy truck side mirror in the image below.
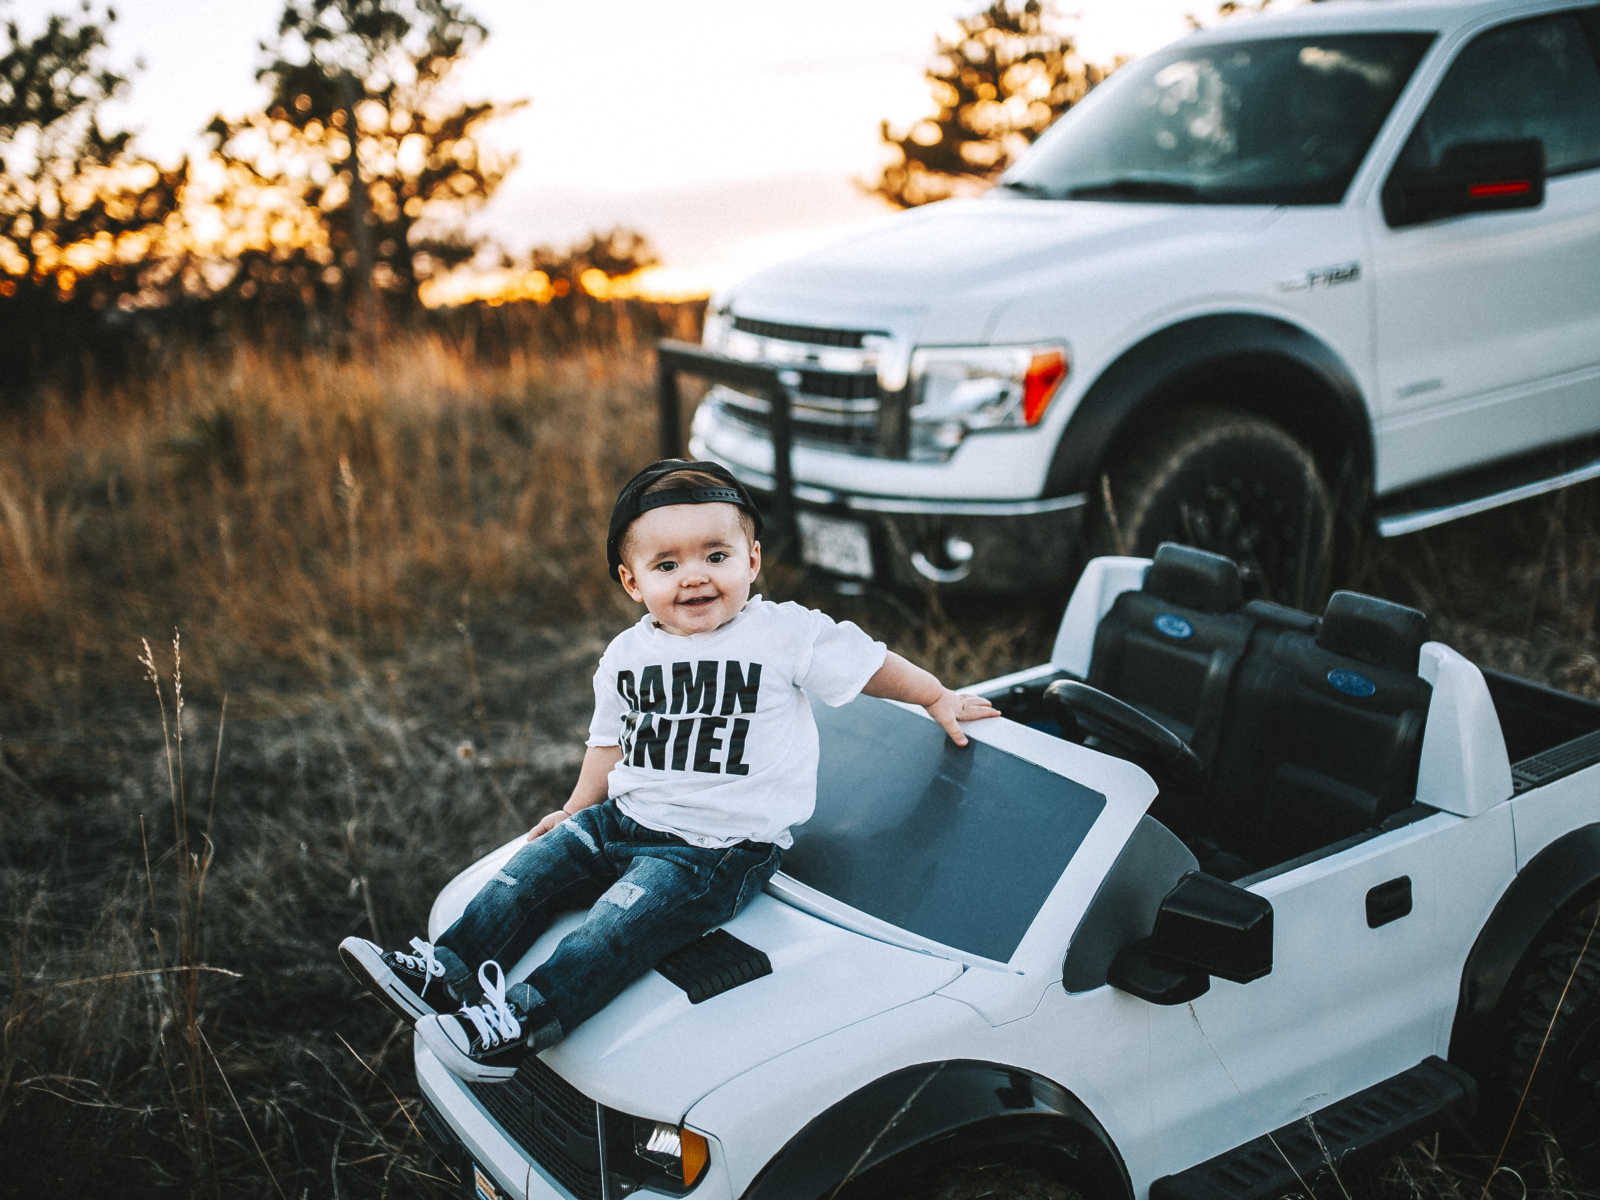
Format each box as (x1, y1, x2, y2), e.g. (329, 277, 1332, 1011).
(1108, 872, 1273, 1005)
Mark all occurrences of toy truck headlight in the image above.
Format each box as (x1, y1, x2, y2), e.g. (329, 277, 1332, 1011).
(907, 343, 1068, 460)
(604, 1111, 711, 1193)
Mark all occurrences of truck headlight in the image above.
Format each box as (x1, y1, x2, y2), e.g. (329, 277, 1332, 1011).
(701, 303, 733, 352)
(907, 344, 1068, 460)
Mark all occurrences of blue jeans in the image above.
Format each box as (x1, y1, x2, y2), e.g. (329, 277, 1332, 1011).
(433, 799, 782, 1050)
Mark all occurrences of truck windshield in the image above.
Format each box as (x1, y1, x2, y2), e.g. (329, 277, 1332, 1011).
(999, 32, 1434, 206)
(781, 696, 1105, 963)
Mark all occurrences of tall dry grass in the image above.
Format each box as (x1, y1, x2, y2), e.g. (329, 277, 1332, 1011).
(0, 320, 1596, 1197)
(1348, 480, 1600, 699)
(0, 328, 675, 1196)
(0, 332, 669, 727)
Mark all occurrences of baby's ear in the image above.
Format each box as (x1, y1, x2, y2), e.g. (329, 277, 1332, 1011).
(617, 564, 645, 603)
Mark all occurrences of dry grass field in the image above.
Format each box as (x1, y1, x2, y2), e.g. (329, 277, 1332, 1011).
(0, 322, 1595, 1198)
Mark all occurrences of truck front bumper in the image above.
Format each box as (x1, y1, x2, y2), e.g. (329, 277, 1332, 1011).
(660, 338, 1087, 594)
(738, 473, 1089, 594)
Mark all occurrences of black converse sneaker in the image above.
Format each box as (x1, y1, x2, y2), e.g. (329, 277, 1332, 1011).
(415, 961, 529, 1082)
(339, 935, 448, 1022)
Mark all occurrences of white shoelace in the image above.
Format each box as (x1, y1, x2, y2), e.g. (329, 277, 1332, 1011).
(395, 937, 444, 997)
(457, 961, 522, 1050)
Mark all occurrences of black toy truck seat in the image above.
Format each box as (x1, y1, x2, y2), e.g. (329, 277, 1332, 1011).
(1087, 543, 1254, 764)
(1206, 590, 1434, 872)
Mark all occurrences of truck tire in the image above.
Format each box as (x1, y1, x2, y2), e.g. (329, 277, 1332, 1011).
(1096, 407, 1333, 607)
(916, 1162, 1087, 1199)
(1500, 902, 1600, 1176)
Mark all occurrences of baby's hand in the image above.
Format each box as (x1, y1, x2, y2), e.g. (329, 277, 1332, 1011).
(926, 689, 1000, 747)
(527, 810, 569, 840)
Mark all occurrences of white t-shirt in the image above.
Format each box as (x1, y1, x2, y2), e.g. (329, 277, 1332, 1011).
(586, 596, 887, 848)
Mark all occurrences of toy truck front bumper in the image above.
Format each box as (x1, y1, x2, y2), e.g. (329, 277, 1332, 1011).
(415, 1041, 734, 1200)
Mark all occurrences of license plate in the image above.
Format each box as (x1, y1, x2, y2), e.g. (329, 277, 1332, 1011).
(796, 511, 874, 579)
(470, 1162, 501, 1200)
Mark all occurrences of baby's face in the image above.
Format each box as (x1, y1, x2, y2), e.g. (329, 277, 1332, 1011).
(617, 502, 760, 636)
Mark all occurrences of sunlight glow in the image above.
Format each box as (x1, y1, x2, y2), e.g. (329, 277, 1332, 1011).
(5, 0, 1277, 307)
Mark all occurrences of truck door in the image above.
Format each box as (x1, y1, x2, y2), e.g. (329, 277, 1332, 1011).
(1368, 9, 1600, 495)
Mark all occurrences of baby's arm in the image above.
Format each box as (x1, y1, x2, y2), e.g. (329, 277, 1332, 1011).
(862, 651, 999, 747)
(527, 744, 623, 839)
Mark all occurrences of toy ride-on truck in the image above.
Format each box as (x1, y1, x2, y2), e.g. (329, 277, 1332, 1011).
(413, 544, 1600, 1200)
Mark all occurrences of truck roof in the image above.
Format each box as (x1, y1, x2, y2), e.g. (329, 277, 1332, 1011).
(1179, 0, 1590, 42)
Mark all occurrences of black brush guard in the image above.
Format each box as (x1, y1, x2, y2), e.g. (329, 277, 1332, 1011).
(657, 338, 797, 556)
(656, 337, 1089, 593)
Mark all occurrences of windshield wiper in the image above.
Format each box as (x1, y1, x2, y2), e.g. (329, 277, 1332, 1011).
(1064, 178, 1204, 202)
(996, 178, 1060, 199)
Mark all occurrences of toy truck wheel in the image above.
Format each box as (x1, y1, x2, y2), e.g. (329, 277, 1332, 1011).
(1500, 902, 1600, 1175)
(1096, 407, 1333, 607)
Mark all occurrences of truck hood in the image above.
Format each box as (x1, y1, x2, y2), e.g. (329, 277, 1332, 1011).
(731, 194, 1279, 317)
(428, 841, 965, 1121)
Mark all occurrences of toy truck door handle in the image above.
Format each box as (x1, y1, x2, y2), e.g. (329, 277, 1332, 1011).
(1366, 876, 1413, 928)
(1109, 872, 1274, 1005)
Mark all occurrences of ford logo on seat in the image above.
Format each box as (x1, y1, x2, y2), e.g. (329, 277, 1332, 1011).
(1327, 669, 1377, 698)
(1154, 614, 1194, 640)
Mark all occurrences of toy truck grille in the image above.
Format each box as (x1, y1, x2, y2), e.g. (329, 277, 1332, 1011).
(467, 1058, 603, 1199)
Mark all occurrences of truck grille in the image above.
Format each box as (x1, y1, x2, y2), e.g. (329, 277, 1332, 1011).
(711, 316, 896, 456)
(732, 315, 870, 348)
(467, 1058, 603, 1200)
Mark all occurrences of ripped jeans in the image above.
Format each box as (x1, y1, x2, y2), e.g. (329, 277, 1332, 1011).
(432, 799, 782, 1051)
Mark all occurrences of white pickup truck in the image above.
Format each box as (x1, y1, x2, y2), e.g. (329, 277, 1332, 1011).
(666, 0, 1600, 603)
(414, 544, 1600, 1200)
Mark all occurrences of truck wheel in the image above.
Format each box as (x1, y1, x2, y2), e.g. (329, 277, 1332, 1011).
(1097, 408, 1333, 607)
(916, 1162, 1086, 1199)
(1500, 903, 1600, 1176)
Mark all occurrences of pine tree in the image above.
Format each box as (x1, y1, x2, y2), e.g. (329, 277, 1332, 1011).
(0, 5, 186, 388)
(873, 0, 1108, 209)
(205, 0, 520, 322)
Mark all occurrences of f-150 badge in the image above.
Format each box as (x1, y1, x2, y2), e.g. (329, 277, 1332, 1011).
(1279, 261, 1361, 291)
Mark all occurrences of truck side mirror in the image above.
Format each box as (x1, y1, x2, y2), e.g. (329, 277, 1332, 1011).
(1108, 871, 1273, 1005)
(1383, 138, 1545, 228)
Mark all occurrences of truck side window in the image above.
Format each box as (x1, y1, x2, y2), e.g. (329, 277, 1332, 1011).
(1396, 14, 1600, 177)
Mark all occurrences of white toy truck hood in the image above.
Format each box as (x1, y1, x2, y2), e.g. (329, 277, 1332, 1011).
(730, 194, 1277, 317)
(427, 841, 963, 1121)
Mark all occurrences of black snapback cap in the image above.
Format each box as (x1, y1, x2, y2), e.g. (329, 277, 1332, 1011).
(606, 459, 764, 580)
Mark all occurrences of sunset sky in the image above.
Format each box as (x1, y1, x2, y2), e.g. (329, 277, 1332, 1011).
(11, 0, 1222, 294)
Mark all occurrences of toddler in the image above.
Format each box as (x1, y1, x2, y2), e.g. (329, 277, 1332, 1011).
(339, 458, 998, 1081)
